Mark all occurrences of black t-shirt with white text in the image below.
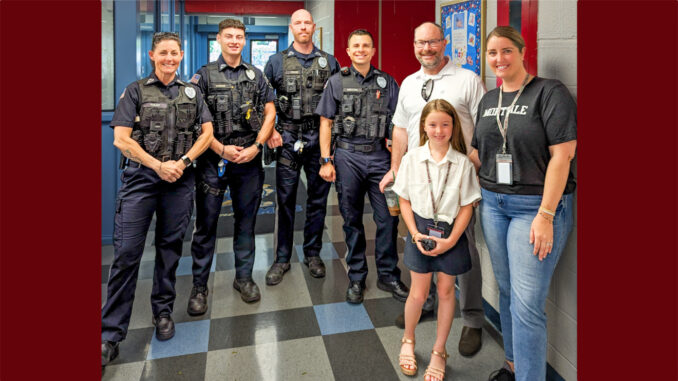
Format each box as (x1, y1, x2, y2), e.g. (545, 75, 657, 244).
(471, 77, 577, 195)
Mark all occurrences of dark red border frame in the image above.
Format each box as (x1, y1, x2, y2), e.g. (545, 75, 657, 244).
(1, 1, 101, 379)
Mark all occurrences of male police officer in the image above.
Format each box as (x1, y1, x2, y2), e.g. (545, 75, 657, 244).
(379, 22, 486, 357)
(263, 9, 340, 285)
(316, 29, 409, 304)
(188, 19, 276, 309)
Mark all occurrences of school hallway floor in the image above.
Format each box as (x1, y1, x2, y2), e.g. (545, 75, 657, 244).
(101, 173, 506, 381)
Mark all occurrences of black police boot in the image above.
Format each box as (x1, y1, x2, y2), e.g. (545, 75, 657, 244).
(303, 256, 326, 278)
(377, 279, 410, 302)
(265, 262, 291, 286)
(152, 314, 175, 341)
(101, 340, 119, 367)
(346, 280, 365, 304)
(233, 278, 261, 303)
(187, 285, 208, 316)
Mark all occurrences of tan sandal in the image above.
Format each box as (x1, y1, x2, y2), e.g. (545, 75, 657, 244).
(399, 337, 417, 376)
(424, 349, 449, 381)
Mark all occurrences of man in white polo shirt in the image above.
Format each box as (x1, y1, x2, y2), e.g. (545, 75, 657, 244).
(379, 21, 486, 357)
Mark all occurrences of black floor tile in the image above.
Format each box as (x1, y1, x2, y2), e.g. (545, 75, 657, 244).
(302, 259, 349, 305)
(107, 327, 155, 366)
(140, 352, 206, 381)
(363, 297, 407, 328)
(208, 307, 320, 351)
(323, 330, 399, 381)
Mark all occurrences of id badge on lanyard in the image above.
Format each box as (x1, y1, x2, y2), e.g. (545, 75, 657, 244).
(495, 74, 530, 186)
(495, 153, 513, 185)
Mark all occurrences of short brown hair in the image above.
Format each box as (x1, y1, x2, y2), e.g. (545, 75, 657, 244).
(151, 32, 181, 51)
(218, 18, 246, 34)
(347, 29, 374, 47)
(418, 99, 466, 155)
(486, 26, 525, 52)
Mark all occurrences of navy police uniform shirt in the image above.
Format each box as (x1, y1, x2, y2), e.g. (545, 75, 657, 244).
(264, 44, 340, 94)
(111, 71, 212, 128)
(191, 54, 276, 105)
(315, 65, 399, 145)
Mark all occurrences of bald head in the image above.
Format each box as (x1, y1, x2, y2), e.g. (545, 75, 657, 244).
(290, 9, 315, 45)
(291, 9, 314, 24)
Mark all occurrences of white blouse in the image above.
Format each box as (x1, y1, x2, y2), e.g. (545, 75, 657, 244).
(392, 142, 481, 224)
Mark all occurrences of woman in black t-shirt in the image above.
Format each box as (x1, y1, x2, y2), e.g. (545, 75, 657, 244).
(469, 26, 576, 381)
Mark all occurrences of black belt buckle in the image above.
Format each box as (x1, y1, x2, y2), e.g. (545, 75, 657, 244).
(357, 144, 374, 153)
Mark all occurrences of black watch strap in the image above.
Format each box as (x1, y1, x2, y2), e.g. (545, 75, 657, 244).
(181, 155, 192, 166)
(254, 142, 263, 151)
(319, 157, 332, 165)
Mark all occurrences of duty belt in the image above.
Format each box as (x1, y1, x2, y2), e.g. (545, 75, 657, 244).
(126, 161, 142, 168)
(198, 181, 225, 197)
(336, 140, 384, 153)
(280, 119, 316, 133)
(221, 135, 256, 147)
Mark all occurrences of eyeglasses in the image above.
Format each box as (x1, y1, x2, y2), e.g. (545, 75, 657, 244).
(414, 38, 444, 48)
(421, 79, 435, 101)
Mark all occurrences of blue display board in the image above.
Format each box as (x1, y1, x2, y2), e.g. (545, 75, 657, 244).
(441, 0, 486, 80)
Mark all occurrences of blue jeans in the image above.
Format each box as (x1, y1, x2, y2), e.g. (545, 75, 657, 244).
(479, 188, 574, 381)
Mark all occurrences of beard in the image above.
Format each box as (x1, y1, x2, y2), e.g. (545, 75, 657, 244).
(417, 50, 443, 69)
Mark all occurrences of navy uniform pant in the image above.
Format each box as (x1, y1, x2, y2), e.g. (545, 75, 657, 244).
(190, 149, 264, 284)
(102, 164, 194, 343)
(274, 129, 331, 262)
(333, 142, 401, 283)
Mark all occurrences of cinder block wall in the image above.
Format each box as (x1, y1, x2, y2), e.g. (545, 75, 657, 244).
(437, 0, 578, 379)
(306, 0, 335, 55)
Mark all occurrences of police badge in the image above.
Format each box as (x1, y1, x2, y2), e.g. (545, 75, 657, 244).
(246, 69, 255, 80)
(318, 57, 328, 68)
(376, 76, 387, 88)
(184, 87, 196, 99)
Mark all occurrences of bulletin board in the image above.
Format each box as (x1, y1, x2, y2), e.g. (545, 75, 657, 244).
(441, 0, 486, 80)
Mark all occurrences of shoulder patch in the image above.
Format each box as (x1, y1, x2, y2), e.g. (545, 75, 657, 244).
(287, 50, 295, 57)
(340, 67, 350, 76)
(145, 78, 155, 85)
(190, 73, 201, 84)
(119, 88, 126, 100)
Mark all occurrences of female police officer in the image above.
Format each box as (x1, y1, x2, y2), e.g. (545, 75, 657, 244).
(101, 32, 213, 367)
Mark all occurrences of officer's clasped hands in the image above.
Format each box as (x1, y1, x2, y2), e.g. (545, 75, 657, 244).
(156, 160, 184, 183)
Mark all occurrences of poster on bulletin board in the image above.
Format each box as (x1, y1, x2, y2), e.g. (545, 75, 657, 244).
(441, 0, 486, 80)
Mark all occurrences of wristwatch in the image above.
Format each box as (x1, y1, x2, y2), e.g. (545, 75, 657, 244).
(181, 155, 192, 167)
(319, 157, 333, 166)
(253, 142, 263, 152)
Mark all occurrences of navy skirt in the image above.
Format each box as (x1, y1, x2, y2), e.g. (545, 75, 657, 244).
(404, 213, 471, 276)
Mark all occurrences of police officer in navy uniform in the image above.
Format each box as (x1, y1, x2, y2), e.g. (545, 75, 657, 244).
(188, 18, 276, 310)
(316, 29, 409, 304)
(102, 32, 214, 367)
(263, 9, 340, 285)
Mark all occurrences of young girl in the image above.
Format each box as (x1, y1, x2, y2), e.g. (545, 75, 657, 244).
(393, 99, 481, 381)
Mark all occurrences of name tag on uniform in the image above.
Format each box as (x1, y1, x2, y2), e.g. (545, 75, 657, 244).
(496, 153, 513, 185)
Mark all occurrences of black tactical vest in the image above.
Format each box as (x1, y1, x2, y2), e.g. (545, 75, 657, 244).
(276, 49, 331, 122)
(204, 62, 264, 142)
(132, 77, 198, 161)
(332, 68, 392, 139)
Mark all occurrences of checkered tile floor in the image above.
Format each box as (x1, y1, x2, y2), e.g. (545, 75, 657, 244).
(102, 175, 506, 381)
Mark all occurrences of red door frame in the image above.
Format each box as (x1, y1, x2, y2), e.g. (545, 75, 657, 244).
(497, 0, 538, 83)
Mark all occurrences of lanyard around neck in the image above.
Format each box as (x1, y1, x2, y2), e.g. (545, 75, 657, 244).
(496, 73, 530, 154)
(425, 160, 452, 225)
